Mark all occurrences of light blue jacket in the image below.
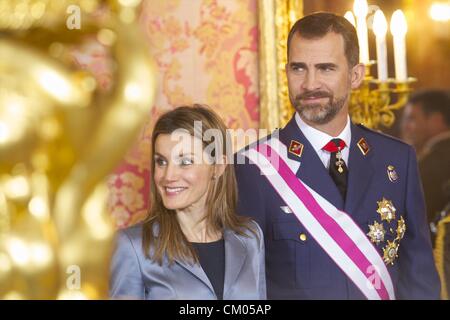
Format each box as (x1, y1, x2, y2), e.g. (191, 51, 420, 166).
(109, 221, 266, 300)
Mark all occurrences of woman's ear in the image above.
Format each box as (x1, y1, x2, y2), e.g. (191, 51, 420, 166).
(350, 63, 365, 89)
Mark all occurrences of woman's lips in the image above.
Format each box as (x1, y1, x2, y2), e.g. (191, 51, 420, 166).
(164, 187, 187, 196)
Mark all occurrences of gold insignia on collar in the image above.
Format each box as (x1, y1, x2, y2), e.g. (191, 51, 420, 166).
(289, 140, 304, 158)
(377, 198, 396, 223)
(387, 165, 399, 182)
(396, 216, 406, 241)
(383, 240, 399, 265)
(357, 138, 370, 156)
(367, 221, 386, 245)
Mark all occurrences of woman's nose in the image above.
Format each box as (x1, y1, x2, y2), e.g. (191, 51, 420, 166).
(162, 163, 179, 182)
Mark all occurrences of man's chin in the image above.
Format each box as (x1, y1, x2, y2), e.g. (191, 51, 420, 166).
(298, 108, 334, 125)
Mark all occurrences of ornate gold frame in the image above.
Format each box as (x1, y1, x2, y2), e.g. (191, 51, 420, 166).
(258, 0, 303, 131)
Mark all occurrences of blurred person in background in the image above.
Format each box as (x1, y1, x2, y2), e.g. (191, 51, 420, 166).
(401, 89, 450, 232)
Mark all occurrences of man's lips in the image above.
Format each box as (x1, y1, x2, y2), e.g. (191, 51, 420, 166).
(296, 92, 331, 103)
(302, 96, 327, 100)
(299, 96, 329, 104)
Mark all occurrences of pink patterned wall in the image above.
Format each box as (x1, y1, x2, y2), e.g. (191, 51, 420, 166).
(106, 0, 260, 228)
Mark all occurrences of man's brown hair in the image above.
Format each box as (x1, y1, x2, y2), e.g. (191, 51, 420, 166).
(287, 12, 360, 67)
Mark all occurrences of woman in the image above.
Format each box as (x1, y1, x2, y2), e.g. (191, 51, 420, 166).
(110, 105, 266, 300)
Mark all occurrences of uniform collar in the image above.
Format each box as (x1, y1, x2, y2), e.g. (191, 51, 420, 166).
(278, 114, 374, 211)
(422, 130, 450, 155)
(294, 112, 352, 151)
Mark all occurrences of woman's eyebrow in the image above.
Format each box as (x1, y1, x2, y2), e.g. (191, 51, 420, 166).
(154, 152, 166, 158)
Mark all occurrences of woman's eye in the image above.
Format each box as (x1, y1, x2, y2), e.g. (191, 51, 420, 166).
(180, 158, 193, 166)
(155, 158, 167, 166)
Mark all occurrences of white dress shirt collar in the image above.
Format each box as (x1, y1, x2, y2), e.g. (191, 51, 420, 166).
(294, 112, 352, 151)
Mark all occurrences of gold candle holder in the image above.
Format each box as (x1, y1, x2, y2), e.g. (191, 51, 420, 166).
(349, 61, 416, 129)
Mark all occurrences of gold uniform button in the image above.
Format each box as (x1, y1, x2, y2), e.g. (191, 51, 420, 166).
(299, 233, 307, 242)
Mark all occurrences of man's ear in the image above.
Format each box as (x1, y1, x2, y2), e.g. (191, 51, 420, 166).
(350, 63, 365, 89)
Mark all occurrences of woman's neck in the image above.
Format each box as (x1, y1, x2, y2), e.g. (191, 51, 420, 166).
(176, 207, 222, 243)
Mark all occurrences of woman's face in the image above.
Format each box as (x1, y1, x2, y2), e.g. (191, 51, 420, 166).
(153, 132, 215, 212)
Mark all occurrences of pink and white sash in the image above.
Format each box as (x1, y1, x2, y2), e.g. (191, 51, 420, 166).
(243, 137, 395, 300)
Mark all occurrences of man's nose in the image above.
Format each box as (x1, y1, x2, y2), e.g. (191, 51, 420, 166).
(301, 71, 321, 91)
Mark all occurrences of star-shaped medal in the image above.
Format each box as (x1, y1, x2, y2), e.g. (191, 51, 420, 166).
(383, 240, 399, 265)
(367, 221, 386, 245)
(376, 198, 396, 223)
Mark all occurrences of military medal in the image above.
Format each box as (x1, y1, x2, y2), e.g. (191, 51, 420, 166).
(383, 240, 399, 265)
(387, 165, 398, 182)
(376, 198, 396, 223)
(335, 148, 344, 173)
(368, 199, 405, 265)
(289, 140, 304, 158)
(367, 221, 386, 244)
(396, 216, 406, 241)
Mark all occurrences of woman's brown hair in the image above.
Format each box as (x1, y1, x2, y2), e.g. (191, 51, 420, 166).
(142, 104, 256, 264)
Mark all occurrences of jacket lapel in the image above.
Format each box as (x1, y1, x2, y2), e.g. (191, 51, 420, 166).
(174, 257, 215, 295)
(222, 229, 246, 298)
(154, 223, 215, 295)
(279, 115, 344, 210)
(344, 123, 375, 215)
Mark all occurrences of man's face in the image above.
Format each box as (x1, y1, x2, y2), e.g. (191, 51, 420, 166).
(286, 32, 353, 125)
(401, 103, 430, 151)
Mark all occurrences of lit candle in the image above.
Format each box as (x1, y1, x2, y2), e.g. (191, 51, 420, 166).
(344, 11, 356, 27)
(373, 10, 388, 81)
(353, 0, 370, 64)
(390, 10, 408, 81)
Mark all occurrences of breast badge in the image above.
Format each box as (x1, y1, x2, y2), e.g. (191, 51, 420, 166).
(367, 221, 386, 244)
(377, 198, 396, 223)
(387, 165, 399, 182)
(383, 240, 399, 265)
(367, 198, 406, 266)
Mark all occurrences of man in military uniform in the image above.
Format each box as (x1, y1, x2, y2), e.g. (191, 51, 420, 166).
(401, 89, 450, 228)
(235, 12, 440, 299)
(434, 199, 450, 299)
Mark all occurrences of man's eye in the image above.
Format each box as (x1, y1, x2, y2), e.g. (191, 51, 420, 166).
(321, 66, 335, 72)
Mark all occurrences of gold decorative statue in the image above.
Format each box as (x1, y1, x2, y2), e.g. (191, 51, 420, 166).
(0, 0, 156, 299)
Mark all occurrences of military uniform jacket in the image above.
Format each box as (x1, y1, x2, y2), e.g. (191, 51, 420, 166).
(235, 114, 440, 299)
(419, 133, 450, 224)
